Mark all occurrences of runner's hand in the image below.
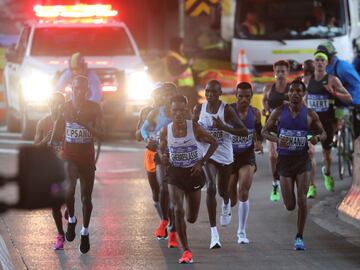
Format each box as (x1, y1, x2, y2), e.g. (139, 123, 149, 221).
(212, 116, 225, 130)
(261, 109, 268, 117)
(324, 84, 335, 95)
(278, 137, 289, 148)
(254, 141, 263, 154)
(309, 135, 320, 145)
(190, 161, 203, 176)
(160, 153, 170, 165)
(146, 139, 157, 151)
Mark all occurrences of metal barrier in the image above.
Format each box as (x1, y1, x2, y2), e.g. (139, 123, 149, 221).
(338, 138, 360, 228)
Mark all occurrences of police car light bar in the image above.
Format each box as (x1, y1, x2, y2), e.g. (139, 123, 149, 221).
(33, 4, 118, 18)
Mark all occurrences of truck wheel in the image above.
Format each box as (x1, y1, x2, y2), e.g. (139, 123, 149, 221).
(21, 113, 36, 140)
(6, 110, 20, 132)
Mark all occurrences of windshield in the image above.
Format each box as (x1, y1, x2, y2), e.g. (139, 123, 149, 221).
(235, 0, 346, 40)
(31, 27, 135, 56)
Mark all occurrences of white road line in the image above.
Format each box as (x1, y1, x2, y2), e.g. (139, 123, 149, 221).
(0, 149, 18, 155)
(98, 145, 143, 152)
(0, 235, 14, 270)
(0, 139, 32, 145)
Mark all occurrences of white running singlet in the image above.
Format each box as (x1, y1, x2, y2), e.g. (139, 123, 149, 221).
(198, 101, 233, 165)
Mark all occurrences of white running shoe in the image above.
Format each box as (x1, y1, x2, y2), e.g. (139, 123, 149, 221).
(210, 234, 222, 249)
(220, 200, 232, 226)
(237, 231, 250, 244)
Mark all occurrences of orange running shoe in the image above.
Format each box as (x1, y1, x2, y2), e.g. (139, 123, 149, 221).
(167, 232, 179, 248)
(154, 220, 169, 239)
(178, 250, 193, 264)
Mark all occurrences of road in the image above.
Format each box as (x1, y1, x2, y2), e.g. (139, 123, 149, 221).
(0, 128, 359, 270)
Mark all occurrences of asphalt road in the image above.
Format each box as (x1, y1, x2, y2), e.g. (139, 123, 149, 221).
(0, 128, 359, 270)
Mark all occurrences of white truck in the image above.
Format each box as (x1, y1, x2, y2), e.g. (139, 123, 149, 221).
(221, 0, 360, 73)
(3, 4, 152, 139)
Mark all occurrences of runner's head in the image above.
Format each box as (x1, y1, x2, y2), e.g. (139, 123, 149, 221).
(71, 75, 89, 105)
(69, 52, 87, 76)
(235, 82, 253, 106)
(48, 92, 65, 117)
(313, 51, 328, 72)
(316, 41, 336, 63)
(273, 60, 290, 81)
(288, 79, 306, 104)
(205, 80, 222, 103)
(170, 94, 188, 124)
(303, 59, 315, 77)
(163, 82, 178, 102)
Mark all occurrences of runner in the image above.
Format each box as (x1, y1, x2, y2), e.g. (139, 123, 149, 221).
(34, 92, 65, 250)
(51, 75, 103, 254)
(228, 82, 263, 244)
(140, 82, 179, 248)
(135, 84, 165, 222)
(262, 60, 290, 202)
(159, 94, 217, 264)
(304, 52, 352, 192)
(193, 80, 247, 249)
(262, 79, 327, 250)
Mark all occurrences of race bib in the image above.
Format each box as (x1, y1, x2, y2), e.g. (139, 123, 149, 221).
(65, 122, 93, 143)
(278, 129, 307, 151)
(201, 125, 224, 144)
(232, 129, 254, 151)
(307, 94, 329, 112)
(169, 145, 199, 167)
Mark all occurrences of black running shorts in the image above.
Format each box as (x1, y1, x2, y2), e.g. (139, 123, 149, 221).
(276, 154, 311, 178)
(167, 165, 205, 193)
(232, 149, 257, 174)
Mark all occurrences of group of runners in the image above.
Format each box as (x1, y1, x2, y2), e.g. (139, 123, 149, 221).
(34, 43, 355, 263)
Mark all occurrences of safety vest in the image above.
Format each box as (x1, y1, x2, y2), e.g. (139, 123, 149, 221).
(242, 22, 265, 35)
(168, 51, 195, 87)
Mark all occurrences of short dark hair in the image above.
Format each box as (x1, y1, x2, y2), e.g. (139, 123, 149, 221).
(303, 59, 314, 76)
(163, 82, 177, 93)
(170, 94, 188, 105)
(236, 82, 253, 93)
(205, 80, 222, 91)
(289, 79, 307, 91)
(273, 60, 290, 70)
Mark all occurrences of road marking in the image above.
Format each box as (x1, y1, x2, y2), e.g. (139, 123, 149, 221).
(0, 139, 32, 145)
(0, 235, 14, 270)
(98, 145, 143, 153)
(101, 168, 141, 173)
(0, 149, 18, 155)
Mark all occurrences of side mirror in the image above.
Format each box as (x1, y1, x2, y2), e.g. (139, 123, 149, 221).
(5, 44, 18, 63)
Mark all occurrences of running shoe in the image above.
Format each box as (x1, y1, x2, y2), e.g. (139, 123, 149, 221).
(220, 200, 232, 226)
(65, 217, 77, 242)
(178, 250, 193, 264)
(322, 167, 335, 192)
(154, 219, 169, 239)
(53, 234, 65, 250)
(307, 185, 317, 199)
(79, 234, 90, 254)
(237, 231, 250, 244)
(168, 232, 179, 248)
(209, 234, 222, 249)
(270, 184, 280, 202)
(294, 237, 305, 251)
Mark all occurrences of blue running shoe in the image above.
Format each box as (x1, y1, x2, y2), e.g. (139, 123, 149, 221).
(294, 237, 305, 251)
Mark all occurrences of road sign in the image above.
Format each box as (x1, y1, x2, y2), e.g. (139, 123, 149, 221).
(185, 0, 220, 17)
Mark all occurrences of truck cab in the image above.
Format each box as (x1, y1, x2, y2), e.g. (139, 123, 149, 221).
(3, 4, 152, 139)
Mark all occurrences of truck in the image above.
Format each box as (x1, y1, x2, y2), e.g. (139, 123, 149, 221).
(3, 4, 152, 139)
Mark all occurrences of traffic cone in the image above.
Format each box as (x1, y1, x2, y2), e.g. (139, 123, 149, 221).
(236, 49, 252, 84)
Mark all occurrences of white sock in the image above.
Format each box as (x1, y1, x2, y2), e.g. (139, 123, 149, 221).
(272, 181, 279, 187)
(222, 199, 230, 209)
(80, 226, 89, 236)
(68, 216, 76, 223)
(210, 226, 218, 237)
(238, 200, 249, 234)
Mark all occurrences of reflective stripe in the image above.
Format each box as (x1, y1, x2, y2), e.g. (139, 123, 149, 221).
(272, 49, 316, 54)
(177, 67, 195, 87)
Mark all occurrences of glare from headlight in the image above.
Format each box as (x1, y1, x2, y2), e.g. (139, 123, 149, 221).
(21, 71, 53, 103)
(127, 71, 153, 101)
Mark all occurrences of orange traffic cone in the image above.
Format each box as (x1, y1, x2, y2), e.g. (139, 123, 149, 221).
(236, 49, 252, 84)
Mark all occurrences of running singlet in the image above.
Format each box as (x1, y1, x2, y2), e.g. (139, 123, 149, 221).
(231, 104, 254, 154)
(307, 74, 334, 119)
(167, 120, 200, 168)
(277, 104, 308, 156)
(198, 101, 233, 164)
(268, 83, 289, 112)
(62, 100, 101, 166)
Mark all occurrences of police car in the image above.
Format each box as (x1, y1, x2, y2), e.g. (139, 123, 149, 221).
(3, 4, 152, 139)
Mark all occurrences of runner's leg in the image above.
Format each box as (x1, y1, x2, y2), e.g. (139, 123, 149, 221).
(79, 167, 95, 228)
(229, 172, 238, 208)
(156, 164, 169, 221)
(147, 171, 162, 219)
(295, 171, 310, 236)
(52, 206, 64, 235)
(203, 163, 218, 227)
(279, 176, 296, 211)
(169, 185, 187, 250)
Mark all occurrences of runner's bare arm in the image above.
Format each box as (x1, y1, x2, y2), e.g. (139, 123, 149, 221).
(253, 108, 263, 143)
(192, 104, 202, 122)
(262, 84, 270, 115)
(159, 127, 169, 165)
(193, 122, 218, 163)
(261, 107, 281, 143)
(217, 104, 247, 136)
(135, 107, 152, 141)
(328, 76, 352, 104)
(140, 108, 158, 142)
(307, 108, 327, 144)
(34, 119, 46, 145)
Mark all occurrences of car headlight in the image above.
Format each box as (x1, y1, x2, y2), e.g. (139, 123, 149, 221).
(126, 71, 153, 101)
(21, 70, 53, 103)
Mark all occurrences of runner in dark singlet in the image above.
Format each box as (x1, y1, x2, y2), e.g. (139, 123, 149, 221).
(34, 92, 65, 250)
(304, 52, 351, 193)
(51, 75, 103, 254)
(262, 60, 290, 202)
